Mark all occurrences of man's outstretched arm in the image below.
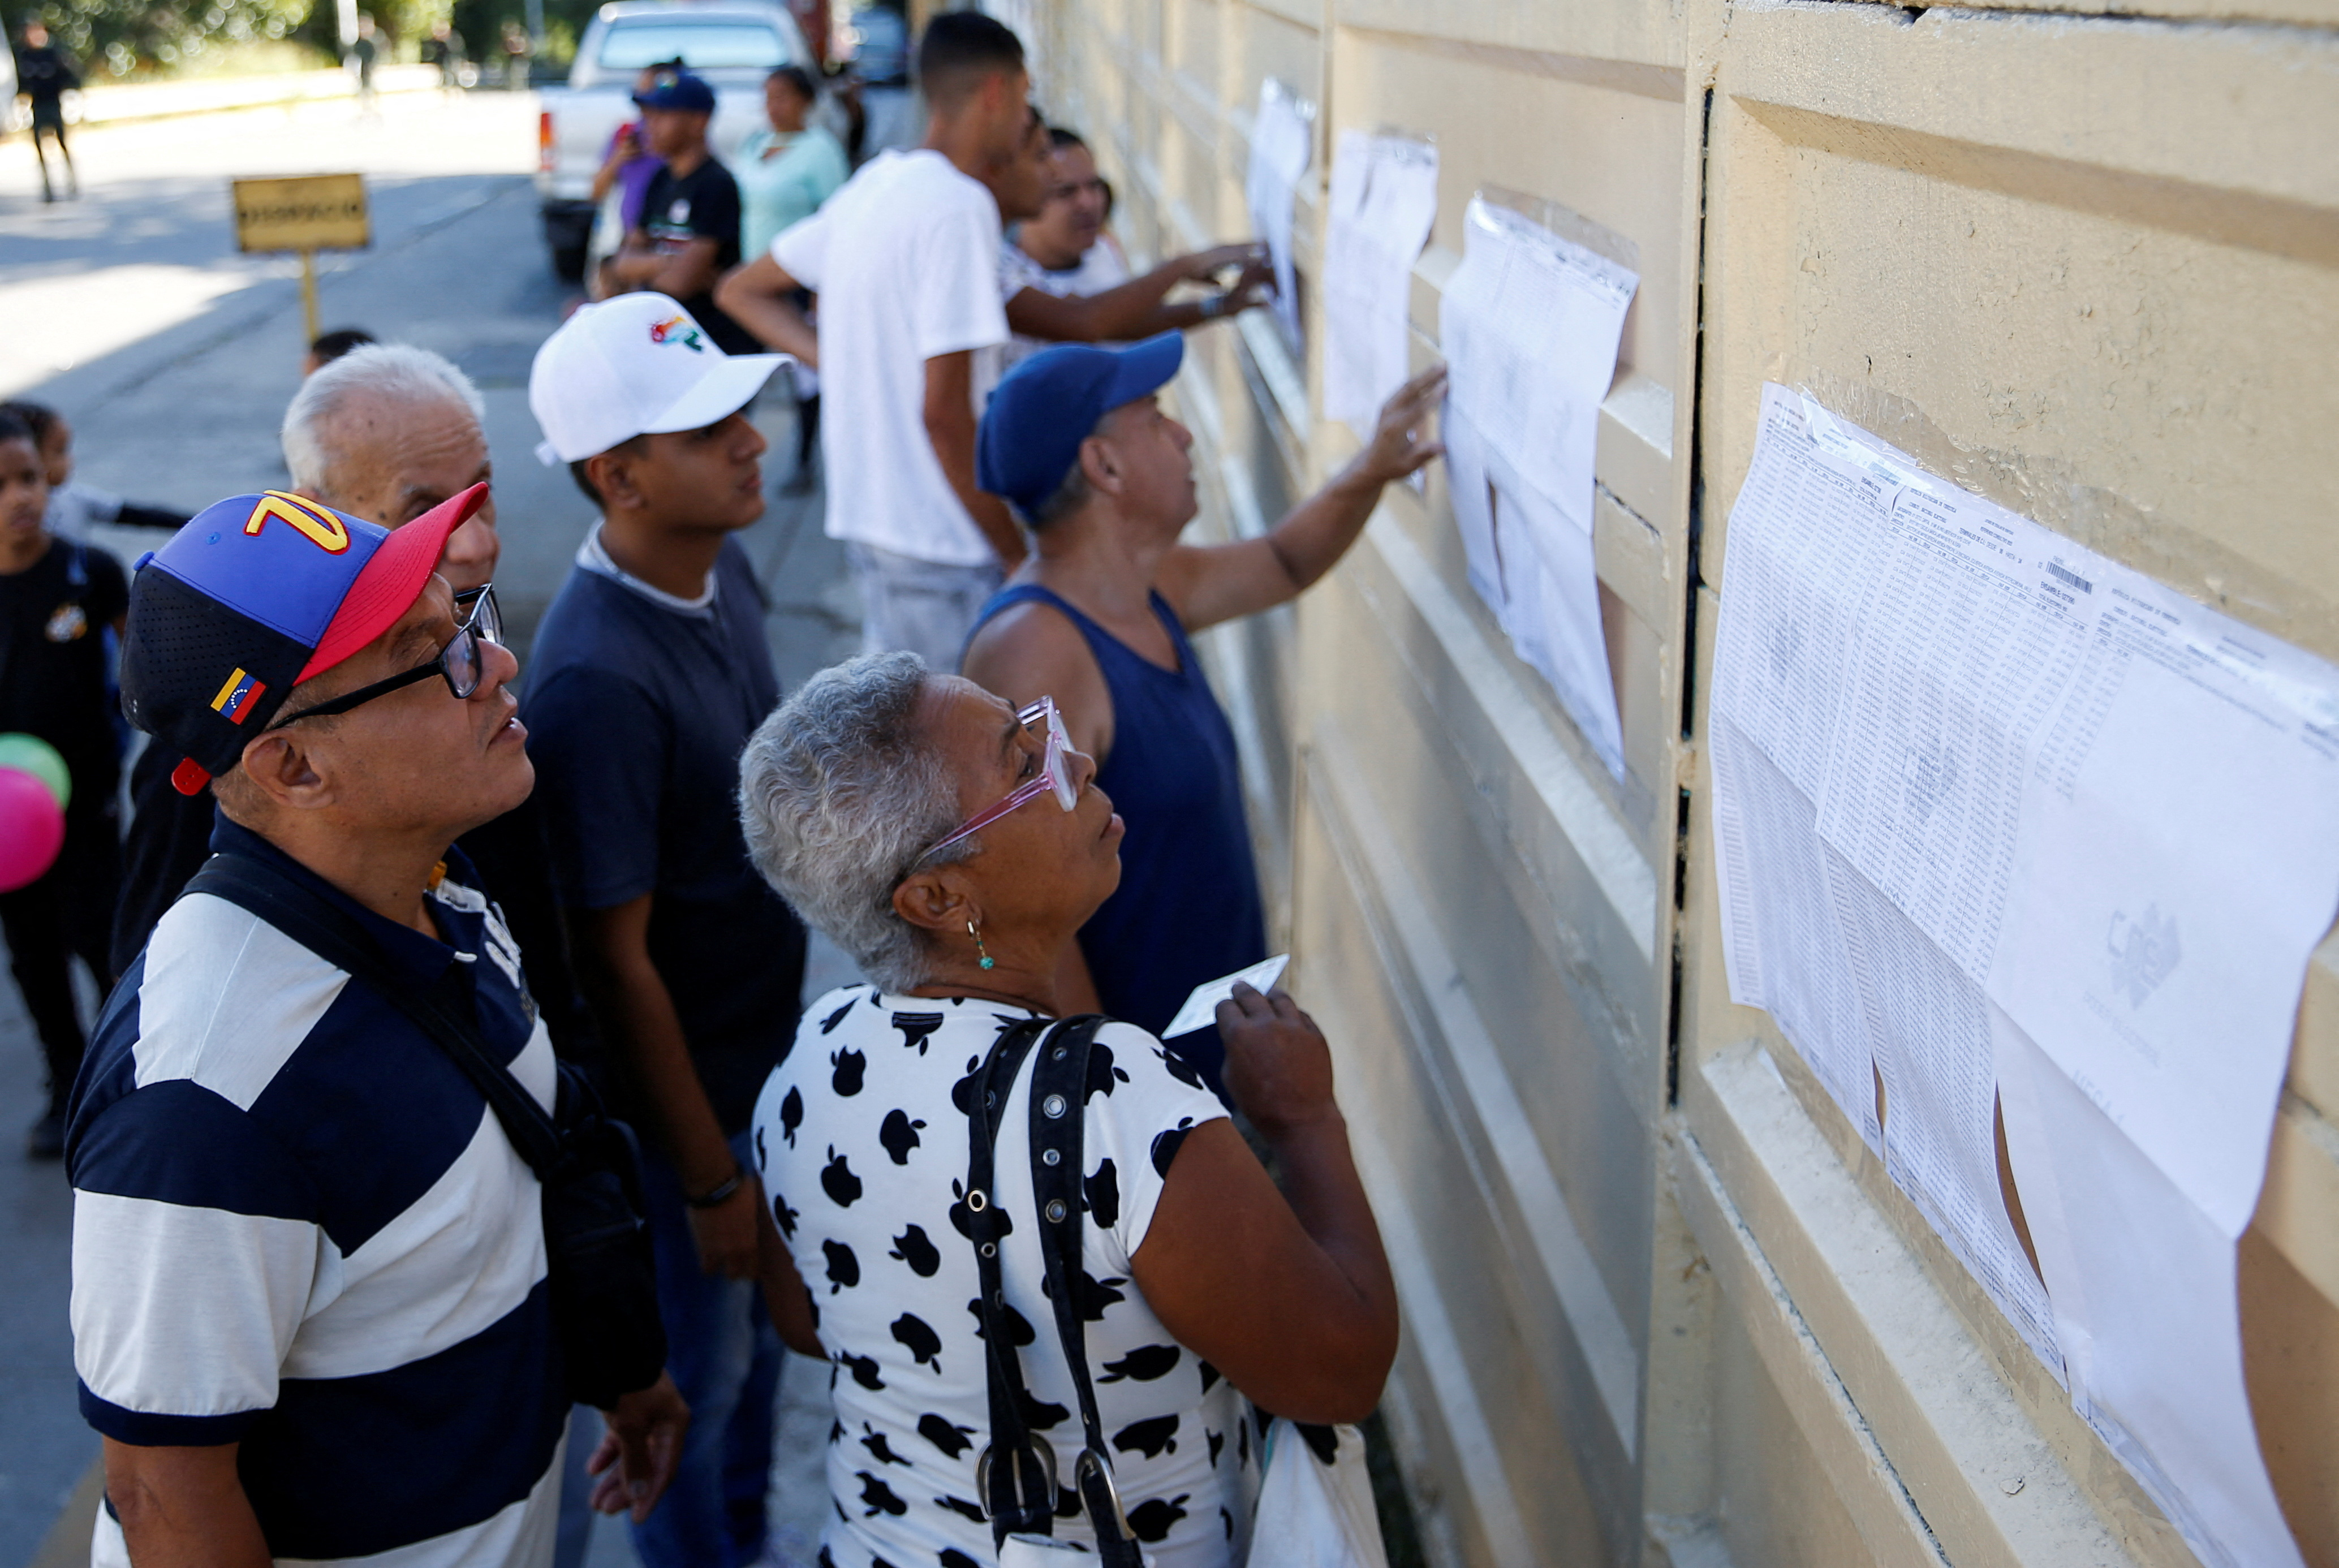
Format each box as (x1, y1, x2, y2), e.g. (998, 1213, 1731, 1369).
(716, 255, 822, 366)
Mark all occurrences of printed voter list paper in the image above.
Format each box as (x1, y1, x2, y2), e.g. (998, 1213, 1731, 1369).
(1164, 955, 1291, 1037)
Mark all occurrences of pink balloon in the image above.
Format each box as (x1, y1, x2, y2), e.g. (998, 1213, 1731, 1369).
(0, 766, 65, 893)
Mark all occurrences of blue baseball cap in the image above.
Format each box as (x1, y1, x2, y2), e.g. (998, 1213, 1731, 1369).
(119, 485, 489, 795)
(977, 333, 1184, 521)
(633, 67, 716, 113)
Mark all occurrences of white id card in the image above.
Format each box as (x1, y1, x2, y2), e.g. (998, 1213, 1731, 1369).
(1162, 954, 1291, 1038)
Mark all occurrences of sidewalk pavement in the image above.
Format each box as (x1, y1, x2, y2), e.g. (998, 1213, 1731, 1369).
(22, 64, 447, 131)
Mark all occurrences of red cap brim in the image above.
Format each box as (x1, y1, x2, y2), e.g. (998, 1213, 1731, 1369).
(295, 483, 489, 684)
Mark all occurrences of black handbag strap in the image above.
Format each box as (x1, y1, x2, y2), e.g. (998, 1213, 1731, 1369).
(968, 1016, 1055, 1541)
(966, 1013, 1145, 1567)
(185, 853, 563, 1177)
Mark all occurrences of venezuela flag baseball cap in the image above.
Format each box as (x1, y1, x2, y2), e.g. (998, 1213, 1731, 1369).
(119, 483, 489, 796)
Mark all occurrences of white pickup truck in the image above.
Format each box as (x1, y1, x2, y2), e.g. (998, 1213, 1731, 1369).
(535, 0, 813, 281)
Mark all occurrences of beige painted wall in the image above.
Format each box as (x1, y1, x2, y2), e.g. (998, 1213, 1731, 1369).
(1019, 0, 2339, 1562)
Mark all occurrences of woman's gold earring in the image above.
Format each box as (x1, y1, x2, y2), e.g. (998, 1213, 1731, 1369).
(968, 919, 994, 971)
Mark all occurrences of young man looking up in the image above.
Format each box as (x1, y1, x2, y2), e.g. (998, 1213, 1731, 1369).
(523, 294, 807, 1568)
(716, 10, 1030, 667)
(603, 70, 760, 355)
(70, 486, 685, 1567)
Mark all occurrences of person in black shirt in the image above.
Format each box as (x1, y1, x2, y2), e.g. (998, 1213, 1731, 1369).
(14, 21, 79, 203)
(0, 410, 122, 1157)
(601, 69, 760, 355)
(1, 402, 192, 538)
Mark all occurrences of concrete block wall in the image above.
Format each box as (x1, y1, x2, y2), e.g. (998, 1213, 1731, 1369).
(1016, 0, 2339, 1562)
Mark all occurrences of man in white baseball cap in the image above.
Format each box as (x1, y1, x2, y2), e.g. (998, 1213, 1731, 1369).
(522, 294, 808, 1566)
(530, 291, 789, 469)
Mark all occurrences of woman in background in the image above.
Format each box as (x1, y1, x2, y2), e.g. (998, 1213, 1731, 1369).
(738, 65, 850, 259)
(738, 65, 848, 489)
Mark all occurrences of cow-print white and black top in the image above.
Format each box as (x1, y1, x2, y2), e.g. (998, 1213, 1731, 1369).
(752, 985, 1260, 1568)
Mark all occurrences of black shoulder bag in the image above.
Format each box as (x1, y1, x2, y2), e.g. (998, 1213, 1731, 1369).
(964, 1013, 1149, 1568)
(187, 854, 667, 1410)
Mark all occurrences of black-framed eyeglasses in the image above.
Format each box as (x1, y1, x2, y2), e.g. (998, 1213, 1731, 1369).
(269, 585, 503, 730)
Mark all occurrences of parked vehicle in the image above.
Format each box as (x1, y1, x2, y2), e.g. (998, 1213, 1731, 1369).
(535, 0, 812, 281)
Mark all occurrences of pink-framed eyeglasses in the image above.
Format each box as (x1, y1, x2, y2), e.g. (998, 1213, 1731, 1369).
(917, 696, 1079, 862)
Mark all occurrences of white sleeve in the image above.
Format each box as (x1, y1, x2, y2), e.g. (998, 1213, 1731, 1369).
(914, 194, 1012, 360)
(998, 242, 1042, 304)
(72, 1189, 318, 1438)
(769, 203, 830, 286)
(1082, 1022, 1231, 1273)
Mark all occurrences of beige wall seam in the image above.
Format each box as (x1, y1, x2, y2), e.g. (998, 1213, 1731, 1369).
(1685, 1044, 2155, 1566)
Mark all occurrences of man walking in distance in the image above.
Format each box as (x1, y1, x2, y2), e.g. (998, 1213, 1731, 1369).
(717, 11, 1030, 666)
(524, 294, 807, 1568)
(15, 19, 79, 202)
(68, 486, 686, 1566)
(601, 68, 761, 356)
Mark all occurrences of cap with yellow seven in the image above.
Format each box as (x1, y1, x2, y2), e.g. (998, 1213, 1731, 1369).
(119, 484, 492, 796)
(528, 292, 791, 466)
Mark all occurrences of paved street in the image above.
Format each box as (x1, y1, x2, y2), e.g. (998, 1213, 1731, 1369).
(0, 89, 855, 1566)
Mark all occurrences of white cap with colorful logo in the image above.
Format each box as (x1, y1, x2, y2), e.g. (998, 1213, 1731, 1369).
(528, 293, 790, 464)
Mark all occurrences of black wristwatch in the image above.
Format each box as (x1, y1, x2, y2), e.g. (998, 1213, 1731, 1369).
(685, 1164, 747, 1209)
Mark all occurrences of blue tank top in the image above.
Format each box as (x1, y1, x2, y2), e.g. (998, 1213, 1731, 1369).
(969, 585, 1266, 1093)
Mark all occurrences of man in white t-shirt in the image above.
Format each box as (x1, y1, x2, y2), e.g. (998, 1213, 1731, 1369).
(718, 11, 1030, 666)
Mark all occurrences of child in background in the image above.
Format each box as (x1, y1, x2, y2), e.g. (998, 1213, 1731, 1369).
(301, 326, 378, 376)
(0, 402, 190, 542)
(0, 408, 127, 1158)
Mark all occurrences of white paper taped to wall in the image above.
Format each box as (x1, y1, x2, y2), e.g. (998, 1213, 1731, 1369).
(1438, 196, 1635, 536)
(1438, 196, 1637, 780)
(1244, 79, 1313, 354)
(1322, 130, 1438, 437)
(1709, 383, 2339, 1568)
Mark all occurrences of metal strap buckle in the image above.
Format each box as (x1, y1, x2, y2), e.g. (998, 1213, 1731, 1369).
(975, 1435, 1058, 1522)
(1075, 1447, 1135, 1538)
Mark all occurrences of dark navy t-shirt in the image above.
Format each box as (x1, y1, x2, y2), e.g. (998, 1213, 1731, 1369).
(968, 585, 1267, 1096)
(522, 537, 804, 1134)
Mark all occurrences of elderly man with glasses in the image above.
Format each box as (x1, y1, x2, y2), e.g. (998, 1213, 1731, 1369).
(67, 487, 686, 1568)
(107, 343, 575, 1017)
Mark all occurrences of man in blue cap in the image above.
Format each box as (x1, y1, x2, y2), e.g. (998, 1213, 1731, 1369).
(961, 335, 1446, 1091)
(68, 488, 686, 1566)
(604, 67, 759, 354)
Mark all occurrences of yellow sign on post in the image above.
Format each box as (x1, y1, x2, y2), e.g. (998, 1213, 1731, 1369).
(231, 174, 371, 346)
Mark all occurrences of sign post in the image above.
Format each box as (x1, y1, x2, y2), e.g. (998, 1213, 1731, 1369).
(230, 174, 372, 346)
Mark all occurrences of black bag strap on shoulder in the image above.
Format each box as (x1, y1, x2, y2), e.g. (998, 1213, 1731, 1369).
(968, 1017, 1054, 1541)
(185, 853, 562, 1174)
(966, 1012, 1146, 1568)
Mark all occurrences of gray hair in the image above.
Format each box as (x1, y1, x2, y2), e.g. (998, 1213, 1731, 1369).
(1026, 453, 1092, 530)
(281, 343, 485, 496)
(738, 653, 976, 993)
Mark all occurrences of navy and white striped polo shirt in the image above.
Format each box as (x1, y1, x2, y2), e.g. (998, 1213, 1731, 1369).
(67, 819, 568, 1567)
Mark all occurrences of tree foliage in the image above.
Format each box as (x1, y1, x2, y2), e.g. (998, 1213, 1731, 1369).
(20, 0, 320, 76)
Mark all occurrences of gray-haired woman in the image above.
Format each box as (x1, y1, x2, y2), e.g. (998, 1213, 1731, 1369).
(737, 652, 1395, 1568)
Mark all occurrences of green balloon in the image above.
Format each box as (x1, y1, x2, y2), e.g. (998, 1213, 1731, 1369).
(0, 734, 69, 811)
